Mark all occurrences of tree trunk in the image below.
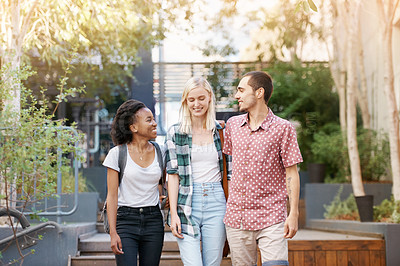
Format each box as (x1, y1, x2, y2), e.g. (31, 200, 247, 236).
(357, 18, 371, 129)
(376, 0, 400, 201)
(2, 0, 22, 114)
(325, 0, 349, 180)
(338, 70, 347, 131)
(346, 1, 365, 197)
(382, 21, 400, 201)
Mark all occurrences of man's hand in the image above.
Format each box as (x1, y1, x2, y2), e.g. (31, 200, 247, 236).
(284, 214, 298, 239)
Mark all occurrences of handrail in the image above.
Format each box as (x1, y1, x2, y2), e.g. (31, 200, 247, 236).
(0, 221, 62, 247)
(0, 207, 30, 229)
(22, 126, 80, 223)
(0, 207, 62, 247)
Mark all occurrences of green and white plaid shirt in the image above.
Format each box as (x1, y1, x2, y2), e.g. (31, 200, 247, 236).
(165, 121, 232, 237)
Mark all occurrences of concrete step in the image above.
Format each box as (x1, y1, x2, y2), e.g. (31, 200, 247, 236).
(78, 233, 179, 253)
(72, 231, 231, 266)
(96, 222, 105, 233)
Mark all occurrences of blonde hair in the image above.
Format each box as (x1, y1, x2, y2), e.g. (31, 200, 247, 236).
(179, 77, 216, 134)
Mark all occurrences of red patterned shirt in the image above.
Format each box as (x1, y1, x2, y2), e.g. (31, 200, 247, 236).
(223, 109, 303, 230)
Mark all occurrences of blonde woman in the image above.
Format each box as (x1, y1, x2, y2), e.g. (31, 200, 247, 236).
(165, 77, 229, 265)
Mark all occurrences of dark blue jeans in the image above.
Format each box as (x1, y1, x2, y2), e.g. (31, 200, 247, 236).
(115, 205, 164, 266)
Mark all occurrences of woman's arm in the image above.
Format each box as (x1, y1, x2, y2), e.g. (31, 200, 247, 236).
(168, 173, 183, 239)
(106, 168, 124, 254)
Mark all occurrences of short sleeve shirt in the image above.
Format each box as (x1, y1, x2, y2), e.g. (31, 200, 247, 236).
(223, 109, 303, 230)
(103, 145, 161, 208)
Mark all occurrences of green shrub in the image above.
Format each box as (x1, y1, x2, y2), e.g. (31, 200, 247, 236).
(324, 186, 359, 220)
(374, 197, 400, 223)
(61, 171, 91, 193)
(0, 62, 85, 212)
(311, 125, 390, 182)
(266, 60, 339, 168)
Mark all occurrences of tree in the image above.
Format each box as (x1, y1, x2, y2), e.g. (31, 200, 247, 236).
(0, 63, 84, 264)
(376, 0, 400, 201)
(0, 0, 194, 109)
(199, 0, 318, 60)
(342, 0, 364, 196)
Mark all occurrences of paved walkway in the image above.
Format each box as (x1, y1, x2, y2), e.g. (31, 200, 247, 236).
(82, 229, 381, 243)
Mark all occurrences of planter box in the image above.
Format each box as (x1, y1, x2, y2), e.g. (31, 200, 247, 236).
(305, 183, 396, 265)
(308, 219, 400, 266)
(0, 223, 95, 266)
(25, 192, 99, 224)
(305, 183, 392, 223)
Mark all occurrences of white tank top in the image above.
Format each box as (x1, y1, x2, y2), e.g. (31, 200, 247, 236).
(191, 143, 221, 183)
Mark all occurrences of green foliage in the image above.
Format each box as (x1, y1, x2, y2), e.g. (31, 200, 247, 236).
(311, 125, 391, 182)
(0, 60, 85, 263)
(325, 190, 400, 223)
(61, 171, 90, 193)
(0, 62, 84, 213)
(261, 2, 317, 60)
(1, 0, 195, 105)
(201, 0, 318, 60)
(324, 186, 359, 220)
(295, 0, 318, 13)
(266, 60, 339, 168)
(374, 197, 400, 223)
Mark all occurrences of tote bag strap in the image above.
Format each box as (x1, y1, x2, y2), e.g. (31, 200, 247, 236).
(218, 129, 229, 200)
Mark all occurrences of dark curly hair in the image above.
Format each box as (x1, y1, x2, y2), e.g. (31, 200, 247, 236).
(110, 99, 146, 145)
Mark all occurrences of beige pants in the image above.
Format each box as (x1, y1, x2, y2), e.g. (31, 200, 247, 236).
(226, 222, 288, 266)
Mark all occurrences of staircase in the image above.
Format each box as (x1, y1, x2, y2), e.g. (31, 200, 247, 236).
(68, 208, 232, 265)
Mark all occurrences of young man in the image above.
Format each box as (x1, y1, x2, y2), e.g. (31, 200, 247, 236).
(223, 71, 303, 266)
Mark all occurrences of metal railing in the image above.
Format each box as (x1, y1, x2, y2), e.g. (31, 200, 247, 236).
(1, 126, 81, 224)
(0, 207, 62, 248)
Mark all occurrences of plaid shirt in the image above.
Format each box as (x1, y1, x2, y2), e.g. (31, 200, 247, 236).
(165, 121, 232, 237)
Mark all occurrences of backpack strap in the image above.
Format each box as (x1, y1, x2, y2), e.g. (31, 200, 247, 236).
(118, 144, 127, 185)
(150, 141, 166, 185)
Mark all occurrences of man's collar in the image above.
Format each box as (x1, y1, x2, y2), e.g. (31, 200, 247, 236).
(240, 108, 274, 130)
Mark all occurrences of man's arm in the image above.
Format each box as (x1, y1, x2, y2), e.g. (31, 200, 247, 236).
(284, 164, 300, 239)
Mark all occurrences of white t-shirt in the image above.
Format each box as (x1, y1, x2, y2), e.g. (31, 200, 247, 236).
(191, 143, 221, 183)
(103, 144, 162, 208)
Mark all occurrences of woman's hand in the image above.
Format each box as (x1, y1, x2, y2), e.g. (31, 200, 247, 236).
(160, 195, 170, 209)
(170, 213, 184, 239)
(110, 232, 124, 255)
